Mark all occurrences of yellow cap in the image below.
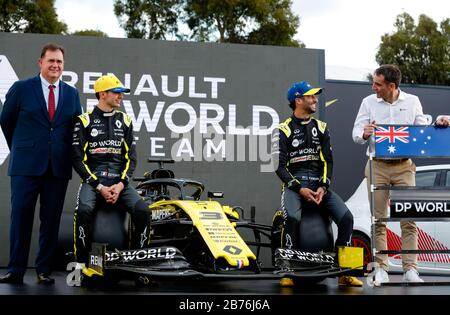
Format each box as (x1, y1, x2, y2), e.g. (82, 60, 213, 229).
(94, 74, 130, 93)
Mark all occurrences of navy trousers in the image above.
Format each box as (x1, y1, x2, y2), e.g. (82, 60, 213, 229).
(8, 170, 68, 276)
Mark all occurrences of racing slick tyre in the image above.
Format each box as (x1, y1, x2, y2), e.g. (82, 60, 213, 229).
(55, 202, 129, 271)
(271, 210, 284, 266)
(298, 202, 334, 252)
(271, 204, 334, 284)
(91, 201, 129, 251)
(299, 203, 334, 253)
(271, 203, 334, 255)
(86, 202, 128, 286)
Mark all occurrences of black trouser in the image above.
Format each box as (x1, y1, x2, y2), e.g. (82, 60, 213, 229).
(74, 179, 151, 264)
(9, 170, 68, 276)
(281, 187, 353, 250)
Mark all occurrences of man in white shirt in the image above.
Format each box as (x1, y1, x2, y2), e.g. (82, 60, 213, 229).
(352, 64, 449, 286)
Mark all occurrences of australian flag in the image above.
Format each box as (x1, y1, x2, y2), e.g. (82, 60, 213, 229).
(374, 124, 450, 158)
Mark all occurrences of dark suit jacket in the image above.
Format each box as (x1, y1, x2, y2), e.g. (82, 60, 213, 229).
(0, 75, 82, 179)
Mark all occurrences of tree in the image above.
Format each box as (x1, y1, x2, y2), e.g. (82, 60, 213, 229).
(114, 0, 181, 39)
(25, 0, 67, 34)
(376, 12, 450, 85)
(185, 0, 302, 46)
(0, 0, 67, 34)
(247, 0, 303, 47)
(113, 0, 302, 47)
(0, 0, 29, 32)
(72, 30, 108, 37)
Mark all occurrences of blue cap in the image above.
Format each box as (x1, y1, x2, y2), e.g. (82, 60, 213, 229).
(287, 81, 322, 102)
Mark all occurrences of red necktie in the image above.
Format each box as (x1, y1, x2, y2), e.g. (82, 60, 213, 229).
(48, 85, 55, 122)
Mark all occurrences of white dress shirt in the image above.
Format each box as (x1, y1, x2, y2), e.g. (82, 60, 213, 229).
(40, 74, 60, 111)
(352, 90, 428, 145)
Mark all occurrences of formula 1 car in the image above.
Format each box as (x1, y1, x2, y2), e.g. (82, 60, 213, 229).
(77, 159, 364, 286)
(78, 158, 276, 285)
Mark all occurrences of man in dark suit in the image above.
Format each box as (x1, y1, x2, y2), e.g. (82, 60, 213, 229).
(0, 43, 82, 284)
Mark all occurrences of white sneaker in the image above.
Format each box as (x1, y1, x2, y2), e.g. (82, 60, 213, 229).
(403, 269, 424, 283)
(373, 267, 389, 286)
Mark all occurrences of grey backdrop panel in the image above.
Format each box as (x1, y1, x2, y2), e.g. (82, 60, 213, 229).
(0, 32, 324, 267)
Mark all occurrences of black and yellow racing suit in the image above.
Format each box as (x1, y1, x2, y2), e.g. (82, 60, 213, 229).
(271, 115, 353, 250)
(72, 106, 151, 263)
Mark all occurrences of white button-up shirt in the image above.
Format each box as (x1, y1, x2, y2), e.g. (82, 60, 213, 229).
(352, 90, 428, 146)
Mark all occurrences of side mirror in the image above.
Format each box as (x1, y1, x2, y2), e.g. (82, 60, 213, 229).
(208, 191, 224, 199)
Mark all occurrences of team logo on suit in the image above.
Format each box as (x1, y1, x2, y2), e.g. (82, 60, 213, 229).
(90, 128, 99, 137)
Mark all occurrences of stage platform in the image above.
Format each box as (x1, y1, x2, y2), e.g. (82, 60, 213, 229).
(1, 268, 450, 295)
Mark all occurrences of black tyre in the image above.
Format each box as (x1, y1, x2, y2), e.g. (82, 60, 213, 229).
(271, 210, 284, 265)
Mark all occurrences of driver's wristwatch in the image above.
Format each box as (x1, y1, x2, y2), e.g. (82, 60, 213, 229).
(96, 183, 104, 193)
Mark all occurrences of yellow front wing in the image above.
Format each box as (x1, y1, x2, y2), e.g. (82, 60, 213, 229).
(151, 200, 256, 267)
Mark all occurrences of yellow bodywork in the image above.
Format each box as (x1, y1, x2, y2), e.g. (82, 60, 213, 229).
(337, 246, 364, 269)
(150, 200, 256, 267)
(82, 266, 103, 277)
(221, 205, 240, 220)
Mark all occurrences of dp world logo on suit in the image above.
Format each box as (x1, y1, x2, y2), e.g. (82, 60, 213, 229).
(0, 55, 19, 166)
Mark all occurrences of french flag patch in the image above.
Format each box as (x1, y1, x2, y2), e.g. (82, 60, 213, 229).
(236, 260, 244, 269)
